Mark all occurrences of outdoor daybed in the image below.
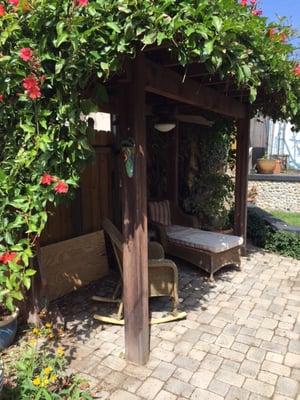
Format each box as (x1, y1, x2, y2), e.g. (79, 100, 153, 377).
(149, 200, 243, 280)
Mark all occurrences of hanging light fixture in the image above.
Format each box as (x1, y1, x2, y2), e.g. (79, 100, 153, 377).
(154, 121, 176, 133)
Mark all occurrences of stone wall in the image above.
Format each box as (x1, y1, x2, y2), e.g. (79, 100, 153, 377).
(248, 175, 300, 212)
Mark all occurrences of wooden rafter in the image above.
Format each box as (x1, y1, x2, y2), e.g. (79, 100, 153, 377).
(145, 59, 246, 119)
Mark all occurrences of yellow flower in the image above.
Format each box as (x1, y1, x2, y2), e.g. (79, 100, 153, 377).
(28, 339, 37, 346)
(42, 378, 49, 386)
(48, 333, 54, 339)
(44, 367, 52, 375)
(56, 347, 64, 357)
(50, 374, 57, 383)
(32, 376, 41, 386)
(32, 327, 40, 335)
(45, 322, 52, 329)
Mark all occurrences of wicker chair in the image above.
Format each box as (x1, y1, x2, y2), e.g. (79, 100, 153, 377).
(149, 201, 243, 281)
(92, 218, 186, 325)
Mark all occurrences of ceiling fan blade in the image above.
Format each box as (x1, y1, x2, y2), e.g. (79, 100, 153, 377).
(176, 114, 214, 127)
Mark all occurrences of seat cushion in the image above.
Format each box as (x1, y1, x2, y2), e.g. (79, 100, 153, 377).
(149, 200, 171, 226)
(165, 225, 243, 253)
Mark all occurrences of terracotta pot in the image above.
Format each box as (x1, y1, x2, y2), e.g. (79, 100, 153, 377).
(273, 159, 282, 174)
(0, 309, 18, 350)
(256, 159, 276, 174)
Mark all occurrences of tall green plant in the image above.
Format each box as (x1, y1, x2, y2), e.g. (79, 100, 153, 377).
(0, 0, 300, 314)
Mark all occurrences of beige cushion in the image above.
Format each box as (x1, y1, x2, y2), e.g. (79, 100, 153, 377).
(149, 200, 171, 226)
(166, 225, 243, 253)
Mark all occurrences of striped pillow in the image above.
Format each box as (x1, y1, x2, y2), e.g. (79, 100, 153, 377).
(149, 201, 171, 226)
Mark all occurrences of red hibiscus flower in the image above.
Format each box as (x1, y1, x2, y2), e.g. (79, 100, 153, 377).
(240, 0, 247, 6)
(40, 173, 55, 185)
(76, 0, 88, 6)
(19, 47, 33, 62)
(22, 75, 41, 100)
(0, 3, 6, 16)
(252, 9, 262, 16)
(294, 64, 300, 77)
(0, 252, 17, 264)
(9, 0, 19, 5)
(0, 94, 3, 102)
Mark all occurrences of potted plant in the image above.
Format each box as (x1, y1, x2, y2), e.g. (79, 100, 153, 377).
(256, 154, 276, 174)
(0, 251, 35, 350)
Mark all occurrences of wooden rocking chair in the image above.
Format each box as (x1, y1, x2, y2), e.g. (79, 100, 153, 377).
(92, 218, 186, 325)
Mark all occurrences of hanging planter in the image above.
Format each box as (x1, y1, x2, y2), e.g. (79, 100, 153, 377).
(121, 138, 136, 178)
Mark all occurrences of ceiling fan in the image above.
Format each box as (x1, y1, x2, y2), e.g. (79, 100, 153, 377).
(149, 104, 214, 132)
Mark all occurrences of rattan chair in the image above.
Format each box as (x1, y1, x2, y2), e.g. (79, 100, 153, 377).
(92, 218, 186, 325)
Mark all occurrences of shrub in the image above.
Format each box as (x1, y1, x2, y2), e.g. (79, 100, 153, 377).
(265, 231, 300, 260)
(247, 209, 300, 259)
(2, 329, 92, 400)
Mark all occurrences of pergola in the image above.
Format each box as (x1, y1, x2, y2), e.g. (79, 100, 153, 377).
(105, 47, 251, 365)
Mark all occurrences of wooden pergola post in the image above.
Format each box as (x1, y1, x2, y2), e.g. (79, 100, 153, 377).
(121, 53, 149, 365)
(167, 125, 179, 205)
(234, 114, 251, 253)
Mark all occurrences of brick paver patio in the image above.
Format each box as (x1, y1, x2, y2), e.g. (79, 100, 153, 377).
(57, 248, 300, 400)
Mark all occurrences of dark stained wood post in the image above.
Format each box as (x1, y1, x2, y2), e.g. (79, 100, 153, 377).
(167, 125, 179, 205)
(121, 53, 149, 365)
(234, 114, 251, 253)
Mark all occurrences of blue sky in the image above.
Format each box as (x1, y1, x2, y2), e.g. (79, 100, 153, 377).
(260, 0, 300, 55)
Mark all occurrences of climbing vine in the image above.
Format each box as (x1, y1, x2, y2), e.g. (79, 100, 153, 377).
(0, 0, 300, 313)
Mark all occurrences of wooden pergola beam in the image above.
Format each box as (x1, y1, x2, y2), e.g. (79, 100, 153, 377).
(234, 114, 251, 252)
(145, 60, 246, 119)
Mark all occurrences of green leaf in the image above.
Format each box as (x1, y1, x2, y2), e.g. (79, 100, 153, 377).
(212, 16, 223, 32)
(106, 22, 121, 33)
(204, 40, 214, 55)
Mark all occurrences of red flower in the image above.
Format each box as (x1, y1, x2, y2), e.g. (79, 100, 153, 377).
(23, 75, 37, 90)
(252, 9, 262, 16)
(22, 75, 41, 100)
(250, 0, 256, 5)
(54, 180, 69, 194)
(0, 3, 6, 16)
(0, 252, 17, 264)
(267, 28, 277, 37)
(19, 47, 33, 62)
(9, 0, 19, 5)
(279, 32, 288, 42)
(294, 64, 300, 77)
(0, 94, 3, 102)
(40, 173, 55, 185)
(76, 0, 88, 6)
(240, 0, 247, 6)
(27, 85, 41, 99)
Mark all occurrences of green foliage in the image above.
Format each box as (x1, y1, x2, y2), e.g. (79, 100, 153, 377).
(247, 209, 271, 247)
(265, 231, 300, 260)
(0, 0, 299, 313)
(180, 119, 235, 229)
(184, 174, 234, 229)
(247, 209, 300, 259)
(2, 339, 92, 400)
